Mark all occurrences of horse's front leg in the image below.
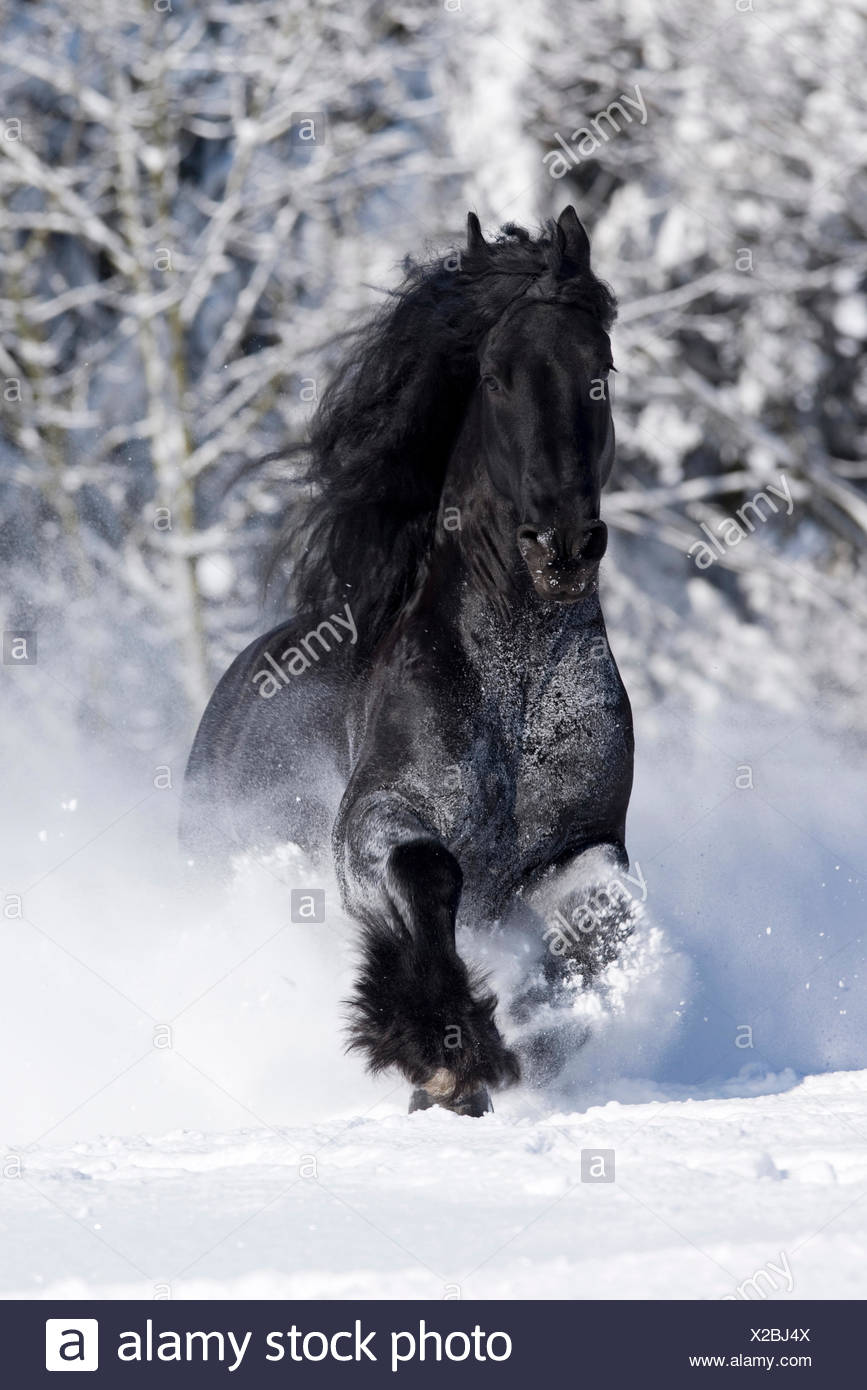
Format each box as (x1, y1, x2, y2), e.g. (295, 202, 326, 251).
(335, 791, 519, 1115)
(535, 842, 639, 985)
(511, 841, 641, 1084)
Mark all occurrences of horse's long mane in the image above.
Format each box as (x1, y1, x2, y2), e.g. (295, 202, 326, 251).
(283, 216, 617, 661)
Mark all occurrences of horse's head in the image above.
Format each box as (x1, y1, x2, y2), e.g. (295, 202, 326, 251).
(473, 206, 616, 603)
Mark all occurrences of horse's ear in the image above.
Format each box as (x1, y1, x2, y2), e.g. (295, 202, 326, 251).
(553, 205, 591, 278)
(466, 211, 488, 253)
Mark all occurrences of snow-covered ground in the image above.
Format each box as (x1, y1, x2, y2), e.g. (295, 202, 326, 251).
(1, 700, 865, 1299)
(5, 1071, 867, 1300)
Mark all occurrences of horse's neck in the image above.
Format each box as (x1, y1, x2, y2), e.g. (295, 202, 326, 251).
(432, 413, 519, 603)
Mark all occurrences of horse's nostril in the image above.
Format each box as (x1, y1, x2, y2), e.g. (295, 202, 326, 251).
(517, 525, 559, 550)
(517, 526, 551, 562)
(575, 521, 608, 562)
(519, 523, 606, 560)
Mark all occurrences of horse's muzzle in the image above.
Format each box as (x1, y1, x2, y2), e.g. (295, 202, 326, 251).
(516, 520, 608, 602)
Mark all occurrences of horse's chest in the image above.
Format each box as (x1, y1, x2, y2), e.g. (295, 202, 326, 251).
(514, 653, 629, 832)
(444, 641, 631, 876)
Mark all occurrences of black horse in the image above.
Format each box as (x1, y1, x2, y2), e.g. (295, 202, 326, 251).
(181, 206, 635, 1117)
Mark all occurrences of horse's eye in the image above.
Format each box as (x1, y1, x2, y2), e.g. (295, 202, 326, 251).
(482, 375, 501, 393)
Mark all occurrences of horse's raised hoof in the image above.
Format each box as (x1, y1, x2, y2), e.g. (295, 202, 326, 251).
(408, 1071, 493, 1117)
(517, 1019, 591, 1086)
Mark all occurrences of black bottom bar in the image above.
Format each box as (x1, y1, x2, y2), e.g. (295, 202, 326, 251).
(8, 1299, 855, 1386)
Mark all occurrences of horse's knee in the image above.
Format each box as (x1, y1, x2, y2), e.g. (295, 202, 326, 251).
(386, 839, 463, 916)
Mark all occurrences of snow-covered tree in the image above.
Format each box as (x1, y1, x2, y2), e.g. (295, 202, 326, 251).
(1, 0, 865, 745)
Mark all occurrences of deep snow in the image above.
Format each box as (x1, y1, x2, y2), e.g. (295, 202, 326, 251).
(5, 1071, 867, 1300)
(1, 699, 865, 1299)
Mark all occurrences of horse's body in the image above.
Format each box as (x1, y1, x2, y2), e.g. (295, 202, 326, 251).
(182, 208, 634, 1115)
